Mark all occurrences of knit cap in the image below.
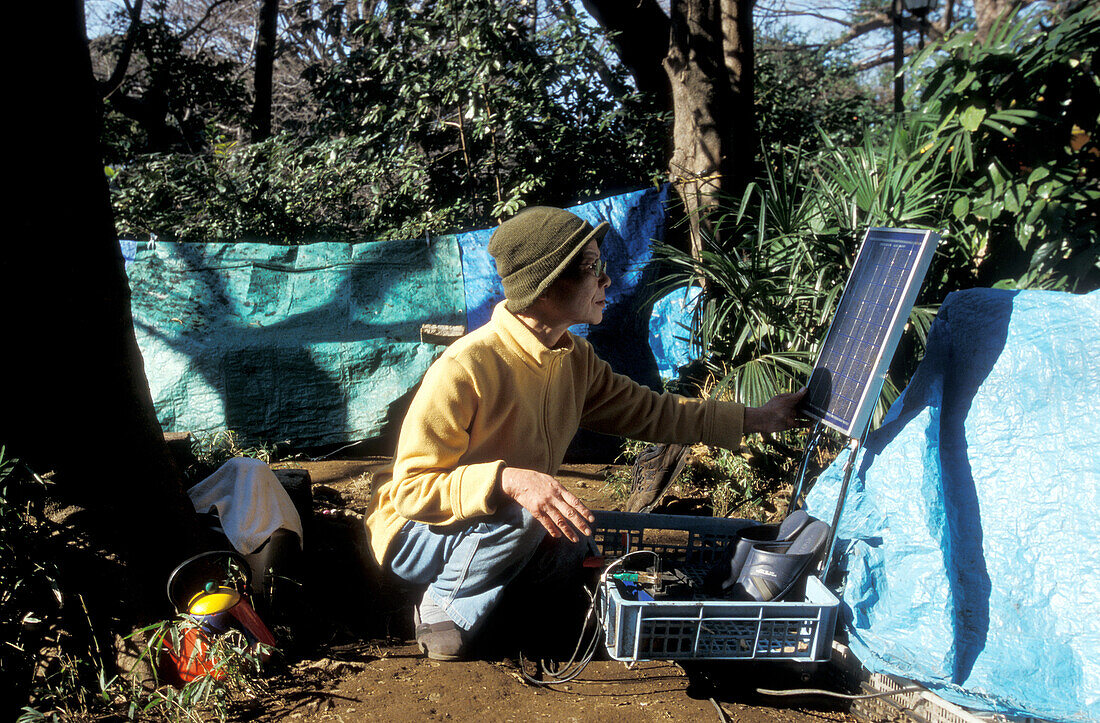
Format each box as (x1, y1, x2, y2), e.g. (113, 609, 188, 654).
(487, 206, 609, 312)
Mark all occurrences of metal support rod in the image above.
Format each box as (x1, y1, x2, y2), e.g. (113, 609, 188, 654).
(893, 0, 905, 114)
(820, 435, 863, 580)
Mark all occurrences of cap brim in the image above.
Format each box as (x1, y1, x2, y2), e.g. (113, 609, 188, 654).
(533, 220, 610, 296)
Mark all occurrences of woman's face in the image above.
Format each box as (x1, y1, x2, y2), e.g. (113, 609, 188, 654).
(539, 238, 611, 328)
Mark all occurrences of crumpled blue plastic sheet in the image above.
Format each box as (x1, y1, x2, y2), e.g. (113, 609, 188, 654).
(649, 286, 701, 381)
(805, 288, 1100, 722)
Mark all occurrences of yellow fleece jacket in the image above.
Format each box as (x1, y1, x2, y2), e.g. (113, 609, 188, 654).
(365, 302, 745, 565)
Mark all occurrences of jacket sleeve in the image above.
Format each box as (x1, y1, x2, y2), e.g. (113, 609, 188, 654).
(388, 356, 503, 525)
(578, 343, 745, 449)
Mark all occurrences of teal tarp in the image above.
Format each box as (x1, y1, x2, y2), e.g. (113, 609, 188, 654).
(127, 239, 465, 446)
(125, 187, 687, 447)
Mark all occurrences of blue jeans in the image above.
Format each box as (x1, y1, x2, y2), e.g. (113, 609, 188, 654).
(387, 503, 547, 632)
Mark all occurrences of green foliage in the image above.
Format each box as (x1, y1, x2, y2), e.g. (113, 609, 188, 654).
(816, 121, 951, 231)
(1, 445, 269, 721)
(309, 0, 663, 219)
(755, 29, 889, 152)
(19, 614, 268, 723)
(110, 0, 666, 243)
(602, 439, 803, 521)
(682, 445, 771, 519)
(185, 430, 279, 486)
(112, 134, 421, 243)
(906, 4, 1100, 290)
(654, 138, 936, 418)
(110, 617, 267, 723)
(1, 442, 271, 717)
(95, 17, 248, 158)
(656, 5, 1098, 429)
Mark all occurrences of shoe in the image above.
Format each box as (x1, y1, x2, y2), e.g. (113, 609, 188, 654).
(734, 518, 831, 602)
(624, 443, 689, 513)
(413, 606, 469, 661)
(704, 510, 813, 595)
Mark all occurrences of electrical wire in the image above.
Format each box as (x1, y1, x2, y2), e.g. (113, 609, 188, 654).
(519, 550, 661, 686)
(601, 549, 661, 579)
(789, 422, 824, 510)
(702, 684, 923, 723)
(519, 585, 601, 685)
(311, 439, 368, 460)
(755, 685, 925, 700)
(709, 697, 732, 722)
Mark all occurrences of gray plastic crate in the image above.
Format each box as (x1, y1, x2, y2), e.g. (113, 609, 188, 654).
(594, 510, 840, 663)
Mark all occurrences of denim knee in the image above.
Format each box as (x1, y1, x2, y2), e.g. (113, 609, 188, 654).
(388, 503, 546, 588)
(511, 506, 548, 548)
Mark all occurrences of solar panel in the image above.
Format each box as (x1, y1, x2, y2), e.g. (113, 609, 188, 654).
(800, 227, 939, 438)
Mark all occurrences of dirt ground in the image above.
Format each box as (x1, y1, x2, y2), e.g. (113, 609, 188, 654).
(250, 459, 859, 723)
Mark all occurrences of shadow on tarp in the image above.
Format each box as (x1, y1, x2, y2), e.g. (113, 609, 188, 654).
(127, 237, 463, 448)
(126, 185, 685, 456)
(852, 290, 1015, 686)
(807, 288, 1100, 721)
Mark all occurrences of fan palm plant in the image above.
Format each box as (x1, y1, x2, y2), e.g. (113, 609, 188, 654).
(656, 134, 944, 428)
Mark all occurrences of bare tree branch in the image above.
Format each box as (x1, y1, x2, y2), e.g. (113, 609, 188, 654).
(854, 49, 900, 72)
(179, 0, 241, 42)
(98, 0, 144, 99)
(755, 0, 950, 58)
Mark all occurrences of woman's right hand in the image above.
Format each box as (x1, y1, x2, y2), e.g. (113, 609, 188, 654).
(500, 467, 595, 542)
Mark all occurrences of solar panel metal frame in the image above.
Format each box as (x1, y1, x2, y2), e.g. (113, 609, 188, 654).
(800, 227, 939, 438)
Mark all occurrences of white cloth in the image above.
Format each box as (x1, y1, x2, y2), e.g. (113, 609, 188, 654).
(187, 458, 303, 554)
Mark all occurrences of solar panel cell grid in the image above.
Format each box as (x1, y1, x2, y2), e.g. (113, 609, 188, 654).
(800, 229, 938, 437)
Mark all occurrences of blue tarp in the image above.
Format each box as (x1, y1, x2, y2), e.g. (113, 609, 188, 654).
(806, 288, 1100, 721)
(649, 286, 701, 381)
(125, 186, 694, 447)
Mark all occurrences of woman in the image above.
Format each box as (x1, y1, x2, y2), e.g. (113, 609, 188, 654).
(364, 206, 806, 660)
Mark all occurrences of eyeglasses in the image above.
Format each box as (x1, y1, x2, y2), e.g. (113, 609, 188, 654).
(577, 258, 607, 279)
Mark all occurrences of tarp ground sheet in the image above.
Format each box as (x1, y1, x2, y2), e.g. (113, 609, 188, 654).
(125, 186, 684, 447)
(806, 288, 1100, 722)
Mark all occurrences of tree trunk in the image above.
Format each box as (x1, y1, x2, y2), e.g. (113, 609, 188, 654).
(664, 0, 755, 257)
(580, 0, 672, 112)
(974, 0, 1023, 42)
(250, 0, 281, 141)
(5, 0, 199, 577)
(583, 0, 755, 257)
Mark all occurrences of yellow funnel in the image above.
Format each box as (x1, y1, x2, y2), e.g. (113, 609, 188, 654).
(187, 587, 241, 615)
